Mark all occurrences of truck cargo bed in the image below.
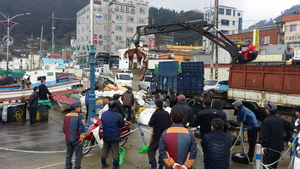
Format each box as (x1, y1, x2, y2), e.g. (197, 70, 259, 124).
(229, 65, 300, 94)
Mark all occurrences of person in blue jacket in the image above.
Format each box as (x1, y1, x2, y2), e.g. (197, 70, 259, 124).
(233, 100, 259, 164)
(101, 100, 125, 169)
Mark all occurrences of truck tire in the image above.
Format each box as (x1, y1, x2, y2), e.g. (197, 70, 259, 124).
(232, 152, 250, 164)
(138, 85, 141, 90)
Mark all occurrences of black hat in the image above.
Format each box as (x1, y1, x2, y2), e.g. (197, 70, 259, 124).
(295, 106, 300, 113)
(155, 98, 163, 107)
(113, 94, 120, 100)
(264, 102, 277, 112)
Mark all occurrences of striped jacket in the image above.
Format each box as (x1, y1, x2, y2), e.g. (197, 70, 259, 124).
(62, 111, 85, 142)
(159, 124, 197, 168)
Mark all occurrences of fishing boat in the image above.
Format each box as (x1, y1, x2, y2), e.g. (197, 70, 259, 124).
(0, 64, 82, 102)
(52, 94, 82, 112)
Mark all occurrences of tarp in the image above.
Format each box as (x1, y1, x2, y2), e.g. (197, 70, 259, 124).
(0, 77, 15, 86)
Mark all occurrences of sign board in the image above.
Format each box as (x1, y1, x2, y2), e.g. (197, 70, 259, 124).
(2, 36, 13, 45)
(253, 29, 259, 51)
(253, 54, 283, 62)
(46, 53, 60, 57)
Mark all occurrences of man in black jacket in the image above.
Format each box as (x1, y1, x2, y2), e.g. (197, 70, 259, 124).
(38, 80, 52, 100)
(171, 94, 193, 127)
(190, 97, 219, 139)
(201, 118, 231, 169)
(261, 102, 292, 169)
(212, 99, 228, 131)
(113, 94, 125, 119)
(28, 87, 39, 126)
(148, 99, 171, 169)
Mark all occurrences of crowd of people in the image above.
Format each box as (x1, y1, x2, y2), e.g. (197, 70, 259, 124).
(62, 88, 297, 169)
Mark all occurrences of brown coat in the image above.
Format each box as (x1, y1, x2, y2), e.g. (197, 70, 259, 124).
(121, 90, 134, 106)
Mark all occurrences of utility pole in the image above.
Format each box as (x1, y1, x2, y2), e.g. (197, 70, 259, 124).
(215, 0, 219, 79)
(40, 25, 43, 51)
(51, 12, 55, 52)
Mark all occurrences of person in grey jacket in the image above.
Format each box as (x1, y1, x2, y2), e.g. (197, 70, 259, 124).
(28, 87, 39, 126)
(121, 87, 134, 121)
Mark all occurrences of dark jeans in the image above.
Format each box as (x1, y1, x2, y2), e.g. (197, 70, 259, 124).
(263, 149, 281, 169)
(66, 141, 83, 169)
(101, 141, 120, 161)
(29, 107, 37, 125)
(148, 139, 163, 165)
(239, 54, 245, 64)
(247, 127, 258, 159)
(123, 105, 132, 121)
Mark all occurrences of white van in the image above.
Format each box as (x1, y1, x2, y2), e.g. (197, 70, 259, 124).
(83, 68, 90, 76)
(114, 73, 132, 87)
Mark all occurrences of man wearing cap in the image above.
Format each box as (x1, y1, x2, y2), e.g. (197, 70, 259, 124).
(113, 94, 125, 119)
(38, 79, 52, 100)
(62, 102, 85, 169)
(121, 87, 134, 121)
(101, 100, 125, 169)
(148, 98, 172, 169)
(172, 94, 193, 127)
(261, 102, 293, 169)
(232, 100, 259, 163)
(238, 40, 256, 64)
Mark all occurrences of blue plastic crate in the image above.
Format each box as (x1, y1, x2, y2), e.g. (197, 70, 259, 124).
(158, 61, 178, 76)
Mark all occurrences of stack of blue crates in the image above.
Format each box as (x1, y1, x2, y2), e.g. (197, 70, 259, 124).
(181, 62, 204, 75)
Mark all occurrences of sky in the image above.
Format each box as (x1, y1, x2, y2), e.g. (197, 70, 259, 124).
(149, 0, 300, 29)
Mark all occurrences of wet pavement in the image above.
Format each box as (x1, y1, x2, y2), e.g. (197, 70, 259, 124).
(0, 101, 293, 169)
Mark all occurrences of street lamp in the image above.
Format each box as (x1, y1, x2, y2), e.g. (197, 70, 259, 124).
(0, 12, 31, 70)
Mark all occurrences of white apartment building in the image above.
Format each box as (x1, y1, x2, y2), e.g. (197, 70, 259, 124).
(203, 5, 243, 54)
(75, 0, 149, 68)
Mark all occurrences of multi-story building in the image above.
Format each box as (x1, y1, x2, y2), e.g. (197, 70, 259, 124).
(75, 0, 149, 68)
(282, 13, 300, 49)
(203, 5, 243, 54)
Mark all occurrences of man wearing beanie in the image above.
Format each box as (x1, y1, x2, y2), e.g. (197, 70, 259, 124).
(172, 94, 193, 127)
(148, 98, 171, 169)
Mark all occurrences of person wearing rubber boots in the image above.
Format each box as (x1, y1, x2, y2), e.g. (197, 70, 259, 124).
(261, 102, 293, 169)
(233, 100, 259, 164)
(159, 109, 197, 169)
(101, 100, 125, 169)
(148, 99, 171, 169)
(62, 102, 85, 169)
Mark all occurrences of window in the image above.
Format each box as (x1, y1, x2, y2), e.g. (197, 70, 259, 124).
(221, 30, 229, 34)
(126, 7, 129, 13)
(81, 27, 84, 33)
(38, 76, 46, 81)
(226, 9, 231, 15)
(131, 8, 135, 14)
(261, 36, 270, 44)
(139, 18, 146, 24)
(140, 8, 145, 14)
(218, 8, 224, 15)
(116, 25, 123, 31)
(184, 58, 191, 62)
(127, 27, 133, 32)
(104, 36, 111, 40)
(221, 19, 229, 26)
(115, 36, 122, 41)
(114, 5, 119, 12)
(232, 21, 235, 25)
(120, 6, 124, 12)
(127, 16, 134, 22)
(104, 25, 111, 30)
(237, 13, 241, 16)
(238, 18, 242, 30)
(115, 46, 122, 52)
(86, 35, 89, 41)
(116, 15, 123, 21)
(233, 10, 235, 16)
(290, 24, 297, 32)
(104, 15, 111, 20)
(145, 77, 152, 82)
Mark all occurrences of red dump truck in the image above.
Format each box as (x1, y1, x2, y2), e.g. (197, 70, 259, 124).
(219, 64, 300, 121)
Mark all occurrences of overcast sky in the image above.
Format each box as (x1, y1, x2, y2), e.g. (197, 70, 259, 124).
(149, 0, 300, 29)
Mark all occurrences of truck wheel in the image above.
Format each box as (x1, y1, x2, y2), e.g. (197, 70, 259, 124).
(147, 87, 150, 93)
(208, 90, 214, 94)
(138, 85, 141, 90)
(165, 98, 171, 107)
